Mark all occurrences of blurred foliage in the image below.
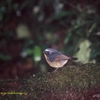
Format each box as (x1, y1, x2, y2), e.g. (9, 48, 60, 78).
(0, 53, 11, 60)
(21, 45, 41, 64)
(0, 0, 100, 68)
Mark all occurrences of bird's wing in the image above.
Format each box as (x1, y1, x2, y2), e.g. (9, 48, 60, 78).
(54, 54, 71, 62)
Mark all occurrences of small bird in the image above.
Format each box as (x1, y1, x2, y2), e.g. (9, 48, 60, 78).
(43, 48, 77, 72)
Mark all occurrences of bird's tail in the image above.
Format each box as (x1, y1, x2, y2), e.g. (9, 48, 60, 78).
(71, 57, 78, 60)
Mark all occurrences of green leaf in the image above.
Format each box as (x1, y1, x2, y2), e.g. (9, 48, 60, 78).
(33, 46, 41, 63)
(52, 11, 70, 20)
(75, 39, 91, 63)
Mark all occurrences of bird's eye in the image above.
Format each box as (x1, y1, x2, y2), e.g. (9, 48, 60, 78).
(45, 51, 49, 56)
(43, 50, 50, 56)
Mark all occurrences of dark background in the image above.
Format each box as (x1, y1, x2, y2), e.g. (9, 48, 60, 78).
(0, 0, 100, 79)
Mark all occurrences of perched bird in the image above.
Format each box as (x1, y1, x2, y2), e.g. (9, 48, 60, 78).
(43, 48, 77, 72)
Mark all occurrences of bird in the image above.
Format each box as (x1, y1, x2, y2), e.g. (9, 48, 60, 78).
(42, 48, 77, 72)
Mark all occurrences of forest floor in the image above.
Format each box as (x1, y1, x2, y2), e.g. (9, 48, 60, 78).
(0, 63, 100, 100)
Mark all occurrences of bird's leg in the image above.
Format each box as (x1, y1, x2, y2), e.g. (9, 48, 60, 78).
(53, 68, 59, 72)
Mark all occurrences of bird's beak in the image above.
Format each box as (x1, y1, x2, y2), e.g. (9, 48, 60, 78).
(42, 51, 48, 55)
(42, 51, 45, 54)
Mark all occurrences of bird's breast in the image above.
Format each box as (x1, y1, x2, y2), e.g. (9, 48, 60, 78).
(44, 54, 68, 68)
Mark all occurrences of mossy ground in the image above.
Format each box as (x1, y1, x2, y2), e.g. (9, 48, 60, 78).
(0, 63, 100, 100)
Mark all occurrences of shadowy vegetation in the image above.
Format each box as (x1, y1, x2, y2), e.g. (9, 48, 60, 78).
(0, 0, 100, 74)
